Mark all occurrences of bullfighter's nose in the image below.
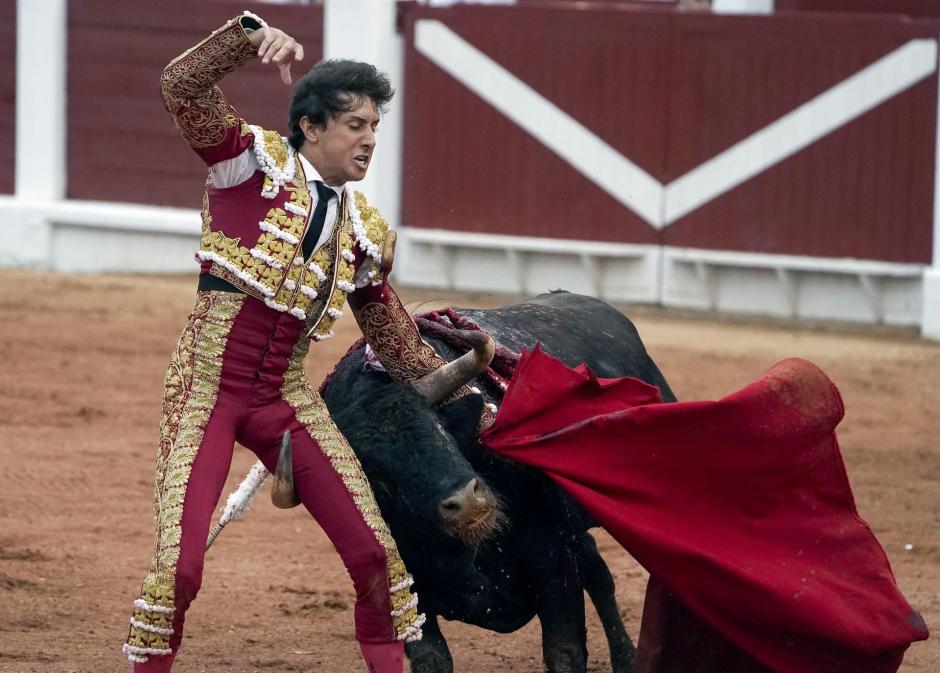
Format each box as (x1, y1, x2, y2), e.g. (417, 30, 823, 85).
(438, 478, 493, 526)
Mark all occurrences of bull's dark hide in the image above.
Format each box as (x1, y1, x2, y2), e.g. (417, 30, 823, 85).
(323, 292, 673, 673)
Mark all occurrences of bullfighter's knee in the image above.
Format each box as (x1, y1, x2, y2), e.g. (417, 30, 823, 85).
(349, 545, 389, 593)
(173, 559, 205, 609)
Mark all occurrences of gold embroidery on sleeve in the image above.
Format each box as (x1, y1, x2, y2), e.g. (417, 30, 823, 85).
(160, 21, 256, 149)
(355, 300, 448, 382)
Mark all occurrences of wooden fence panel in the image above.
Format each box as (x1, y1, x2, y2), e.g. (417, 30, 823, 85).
(663, 12, 939, 263)
(401, 4, 939, 264)
(67, 0, 323, 208)
(0, 0, 15, 195)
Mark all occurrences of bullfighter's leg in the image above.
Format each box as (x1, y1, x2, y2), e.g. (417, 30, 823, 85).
(238, 349, 423, 673)
(123, 292, 243, 671)
(580, 531, 636, 673)
(405, 614, 453, 673)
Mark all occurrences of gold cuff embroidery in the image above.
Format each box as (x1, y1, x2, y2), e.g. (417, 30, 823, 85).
(354, 298, 448, 383)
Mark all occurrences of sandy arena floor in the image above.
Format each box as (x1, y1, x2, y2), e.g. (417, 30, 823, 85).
(0, 269, 936, 673)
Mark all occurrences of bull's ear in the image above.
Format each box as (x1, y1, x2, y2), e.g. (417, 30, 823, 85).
(440, 393, 485, 462)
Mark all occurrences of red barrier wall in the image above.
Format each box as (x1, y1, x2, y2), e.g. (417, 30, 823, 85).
(777, 1, 940, 18)
(663, 12, 938, 263)
(0, 0, 15, 195)
(401, 4, 938, 264)
(402, 5, 665, 247)
(67, 0, 322, 208)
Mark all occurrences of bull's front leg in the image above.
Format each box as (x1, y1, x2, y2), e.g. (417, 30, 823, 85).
(580, 531, 636, 673)
(405, 614, 453, 673)
(532, 542, 588, 673)
(520, 484, 588, 673)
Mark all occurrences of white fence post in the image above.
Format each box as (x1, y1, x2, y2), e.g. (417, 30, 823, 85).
(15, 0, 68, 201)
(323, 0, 404, 233)
(712, 0, 774, 13)
(922, 41, 940, 341)
(2, 0, 68, 268)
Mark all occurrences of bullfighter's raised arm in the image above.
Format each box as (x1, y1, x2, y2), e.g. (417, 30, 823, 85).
(159, 11, 302, 165)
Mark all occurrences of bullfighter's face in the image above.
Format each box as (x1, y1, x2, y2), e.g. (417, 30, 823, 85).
(302, 94, 380, 186)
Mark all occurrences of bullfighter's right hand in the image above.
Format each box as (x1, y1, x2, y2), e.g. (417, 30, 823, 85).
(247, 26, 304, 86)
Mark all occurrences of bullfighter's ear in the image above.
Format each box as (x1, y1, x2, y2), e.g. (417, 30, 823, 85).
(440, 393, 485, 462)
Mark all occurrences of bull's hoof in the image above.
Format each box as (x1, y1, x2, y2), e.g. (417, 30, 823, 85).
(544, 646, 586, 673)
(611, 648, 637, 673)
(409, 651, 453, 673)
(408, 640, 453, 673)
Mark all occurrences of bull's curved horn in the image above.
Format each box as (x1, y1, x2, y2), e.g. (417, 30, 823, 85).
(271, 431, 301, 509)
(412, 330, 495, 406)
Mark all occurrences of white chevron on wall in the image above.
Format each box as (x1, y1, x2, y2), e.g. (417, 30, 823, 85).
(415, 20, 938, 229)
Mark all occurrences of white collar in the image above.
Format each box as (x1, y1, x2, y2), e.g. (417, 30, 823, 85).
(298, 153, 345, 200)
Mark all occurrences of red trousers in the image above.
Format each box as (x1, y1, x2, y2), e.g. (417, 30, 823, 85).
(124, 292, 421, 672)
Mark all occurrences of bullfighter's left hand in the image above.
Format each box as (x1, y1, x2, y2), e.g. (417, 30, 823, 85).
(247, 25, 304, 85)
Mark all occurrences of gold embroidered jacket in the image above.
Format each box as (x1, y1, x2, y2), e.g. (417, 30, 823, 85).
(160, 12, 448, 379)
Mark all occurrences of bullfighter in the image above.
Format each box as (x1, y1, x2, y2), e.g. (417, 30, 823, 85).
(122, 11, 452, 673)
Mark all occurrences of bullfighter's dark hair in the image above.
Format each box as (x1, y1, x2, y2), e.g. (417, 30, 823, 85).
(288, 59, 394, 150)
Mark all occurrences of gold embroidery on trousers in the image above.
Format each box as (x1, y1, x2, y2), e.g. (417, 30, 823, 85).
(281, 340, 424, 641)
(124, 291, 243, 661)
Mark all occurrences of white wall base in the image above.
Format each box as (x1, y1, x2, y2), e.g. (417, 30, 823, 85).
(1, 198, 935, 335)
(50, 224, 198, 273)
(662, 247, 924, 326)
(395, 227, 661, 303)
(921, 267, 940, 339)
(0, 197, 200, 273)
(0, 202, 53, 268)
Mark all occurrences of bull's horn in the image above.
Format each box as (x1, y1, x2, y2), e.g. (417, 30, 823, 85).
(380, 230, 397, 275)
(271, 431, 301, 509)
(412, 330, 495, 406)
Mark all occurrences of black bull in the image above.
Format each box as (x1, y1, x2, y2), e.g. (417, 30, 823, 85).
(321, 291, 677, 673)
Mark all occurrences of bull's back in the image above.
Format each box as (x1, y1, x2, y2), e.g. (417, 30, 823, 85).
(456, 291, 676, 402)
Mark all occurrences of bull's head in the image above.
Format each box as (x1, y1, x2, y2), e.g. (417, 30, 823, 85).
(273, 330, 506, 548)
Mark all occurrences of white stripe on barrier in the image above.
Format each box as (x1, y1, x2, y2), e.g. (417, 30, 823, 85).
(664, 39, 938, 224)
(933, 32, 940, 268)
(415, 21, 938, 229)
(414, 20, 664, 228)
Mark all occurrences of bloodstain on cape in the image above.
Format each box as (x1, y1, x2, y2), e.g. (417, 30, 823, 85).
(480, 346, 928, 673)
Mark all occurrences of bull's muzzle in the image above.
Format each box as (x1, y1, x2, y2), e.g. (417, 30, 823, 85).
(271, 430, 301, 509)
(438, 477, 503, 546)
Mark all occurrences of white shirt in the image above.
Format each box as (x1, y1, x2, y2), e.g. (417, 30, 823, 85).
(209, 147, 344, 253)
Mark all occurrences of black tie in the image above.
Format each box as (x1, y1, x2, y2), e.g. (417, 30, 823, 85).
(302, 181, 337, 261)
